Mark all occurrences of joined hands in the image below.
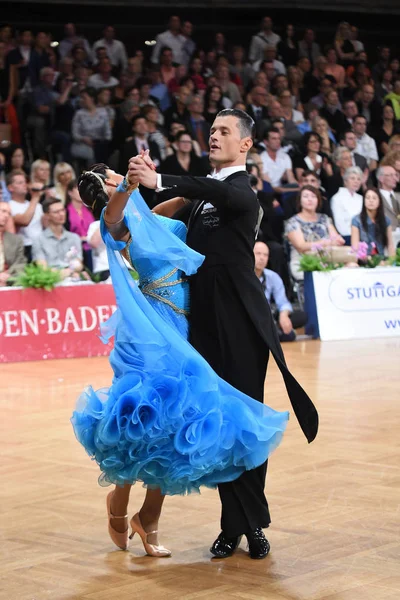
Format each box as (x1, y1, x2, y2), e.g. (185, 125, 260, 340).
(127, 149, 158, 191)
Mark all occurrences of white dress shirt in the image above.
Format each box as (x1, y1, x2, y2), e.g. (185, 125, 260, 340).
(151, 30, 186, 65)
(330, 187, 363, 236)
(92, 38, 128, 70)
(259, 148, 292, 187)
(355, 133, 378, 164)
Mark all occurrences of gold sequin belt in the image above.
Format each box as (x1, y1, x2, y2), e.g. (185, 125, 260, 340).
(139, 267, 189, 316)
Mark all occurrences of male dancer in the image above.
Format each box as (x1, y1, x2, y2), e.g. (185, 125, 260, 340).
(128, 109, 318, 560)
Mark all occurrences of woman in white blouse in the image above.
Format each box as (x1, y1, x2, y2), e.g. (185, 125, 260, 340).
(330, 166, 363, 244)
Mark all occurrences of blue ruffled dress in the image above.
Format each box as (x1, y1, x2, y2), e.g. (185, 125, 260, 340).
(71, 190, 289, 495)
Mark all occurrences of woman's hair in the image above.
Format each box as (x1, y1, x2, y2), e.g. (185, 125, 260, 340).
(343, 165, 363, 182)
(77, 163, 109, 219)
(301, 130, 322, 153)
(360, 187, 388, 250)
(203, 84, 224, 112)
(3, 144, 25, 174)
(53, 161, 75, 184)
(30, 159, 51, 184)
(65, 178, 78, 206)
(333, 145, 351, 164)
(296, 184, 322, 212)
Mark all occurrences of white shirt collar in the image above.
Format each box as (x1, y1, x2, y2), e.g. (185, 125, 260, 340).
(208, 165, 246, 181)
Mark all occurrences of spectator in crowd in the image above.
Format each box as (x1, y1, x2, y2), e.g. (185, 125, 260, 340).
(373, 104, 400, 159)
(351, 187, 395, 256)
(279, 89, 304, 124)
(246, 86, 269, 141)
(371, 46, 391, 84)
(181, 21, 196, 68)
(376, 68, 393, 102)
(340, 99, 359, 136)
(119, 114, 162, 174)
(293, 131, 331, 181)
(319, 89, 347, 138)
(122, 56, 142, 90)
(185, 95, 210, 155)
(159, 47, 176, 86)
(296, 102, 320, 137)
(142, 104, 168, 161)
(277, 24, 298, 68)
(230, 45, 254, 91)
(285, 185, 345, 280)
(151, 16, 185, 66)
(298, 29, 320, 67)
(0, 24, 16, 56)
(254, 240, 307, 342)
(70, 43, 92, 71)
(282, 169, 332, 219)
(334, 21, 356, 66)
(92, 25, 128, 74)
(0, 201, 26, 285)
(97, 87, 116, 129)
(249, 16, 281, 65)
(26, 66, 58, 158)
(148, 65, 171, 112)
(48, 162, 76, 203)
(384, 79, 400, 121)
(87, 219, 110, 281)
(32, 197, 83, 279)
(30, 158, 51, 188)
(203, 84, 225, 124)
(215, 63, 241, 106)
(50, 74, 77, 163)
(58, 23, 91, 61)
(254, 46, 286, 76)
(330, 166, 364, 243)
(340, 130, 368, 172)
(163, 86, 191, 131)
(3, 144, 28, 176)
(7, 170, 43, 261)
(325, 47, 346, 89)
(71, 87, 112, 168)
(259, 127, 298, 194)
(356, 83, 383, 129)
(310, 76, 334, 110)
(376, 164, 400, 230)
(353, 114, 378, 170)
(88, 56, 119, 90)
(160, 130, 209, 176)
(65, 179, 95, 269)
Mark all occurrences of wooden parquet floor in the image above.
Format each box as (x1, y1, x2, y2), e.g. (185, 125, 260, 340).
(1, 338, 399, 600)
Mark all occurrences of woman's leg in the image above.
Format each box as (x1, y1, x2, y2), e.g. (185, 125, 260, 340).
(139, 488, 166, 545)
(110, 483, 131, 533)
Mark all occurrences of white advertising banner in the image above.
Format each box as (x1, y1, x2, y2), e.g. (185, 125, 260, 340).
(312, 267, 400, 341)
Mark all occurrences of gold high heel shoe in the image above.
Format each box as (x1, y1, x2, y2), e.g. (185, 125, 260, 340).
(129, 512, 171, 557)
(106, 491, 129, 551)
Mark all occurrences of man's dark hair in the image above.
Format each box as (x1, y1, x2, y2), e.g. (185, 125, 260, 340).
(302, 169, 321, 182)
(216, 108, 255, 139)
(42, 197, 64, 214)
(266, 126, 281, 140)
(176, 130, 192, 142)
(354, 114, 367, 123)
(132, 114, 146, 127)
(160, 46, 173, 56)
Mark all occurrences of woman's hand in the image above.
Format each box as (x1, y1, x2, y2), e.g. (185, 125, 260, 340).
(128, 153, 158, 190)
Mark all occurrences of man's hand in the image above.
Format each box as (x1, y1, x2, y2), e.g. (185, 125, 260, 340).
(279, 311, 293, 335)
(0, 272, 10, 286)
(128, 154, 158, 190)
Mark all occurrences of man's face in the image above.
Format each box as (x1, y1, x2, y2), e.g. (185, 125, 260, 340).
(8, 174, 27, 197)
(266, 132, 281, 151)
(362, 86, 374, 104)
(252, 87, 268, 106)
(254, 242, 269, 270)
(378, 166, 398, 190)
(65, 23, 75, 37)
(169, 16, 181, 32)
(344, 101, 357, 119)
(327, 91, 339, 107)
(381, 47, 390, 61)
(178, 87, 191, 105)
(21, 31, 33, 46)
(304, 29, 314, 44)
(0, 202, 11, 230)
(269, 101, 282, 119)
(353, 117, 367, 136)
(36, 32, 48, 49)
(182, 21, 193, 37)
(133, 118, 148, 136)
(262, 17, 272, 31)
(104, 26, 115, 41)
(273, 121, 284, 138)
(161, 50, 173, 66)
(47, 202, 66, 226)
(209, 115, 251, 166)
(301, 174, 319, 188)
(99, 58, 112, 74)
(190, 97, 204, 114)
(344, 131, 357, 150)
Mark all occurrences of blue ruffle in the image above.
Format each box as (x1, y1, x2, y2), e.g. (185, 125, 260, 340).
(71, 189, 289, 495)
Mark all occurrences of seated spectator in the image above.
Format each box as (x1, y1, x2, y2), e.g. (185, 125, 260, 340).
(185, 95, 210, 155)
(48, 162, 76, 203)
(376, 164, 400, 230)
(319, 89, 347, 138)
(110, 99, 137, 157)
(214, 64, 241, 106)
(351, 187, 395, 256)
(32, 198, 83, 280)
(119, 114, 162, 174)
(293, 131, 331, 181)
(142, 104, 168, 161)
(296, 102, 320, 136)
(310, 76, 334, 109)
(58, 23, 91, 61)
(339, 99, 359, 137)
(339, 130, 368, 172)
(159, 46, 176, 86)
(148, 65, 171, 112)
(88, 56, 119, 90)
(353, 114, 378, 170)
(71, 87, 112, 168)
(160, 130, 209, 176)
(259, 128, 299, 194)
(372, 104, 400, 159)
(50, 74, 77, 163)
(26, 66, 59, 159)
(277, 24, 299, 68)
(91, 25, 128, 74)
(30, 158, 51, 188)
(357, 83, 383, 130)
(87, 220, 110, 281)
(163, 85, 191, 131)
(65, 179, 95, 269)
(167, 64, 188, 96)
(254, 240, 307, 342)
(254, 46, 286, 76)
(97, 87, 116, 129)
(249, 16, 281, 65)
(230, 45, 254, 91)
(325, 47, 346, 88)
(285, 185, 345, 280)
(3, 144, 28, 176)
(331, 166, 364, 243)
(0, 201, 26, 285)
(311, 115, 336, 154)
(203, 84, 225, 125)
(8, 170, 44, 262)
(279, 90, 304, 124)
(282, 169, 332, 219)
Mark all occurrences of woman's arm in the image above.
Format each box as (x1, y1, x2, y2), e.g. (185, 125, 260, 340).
(328, 223, 346, 245)
(386, 226, 395, 257)
(152, 197, 187, 217)
(287, 228, 331, 254)
(350, 224, 360, 249)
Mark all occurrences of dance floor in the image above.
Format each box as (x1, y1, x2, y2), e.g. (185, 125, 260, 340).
(1, 338, 399, 600)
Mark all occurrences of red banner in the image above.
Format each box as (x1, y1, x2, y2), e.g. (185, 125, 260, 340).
(0, 283, 117, 363)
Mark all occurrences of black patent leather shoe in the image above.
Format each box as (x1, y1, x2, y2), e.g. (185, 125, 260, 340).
(245, 528, 270, 559)
(210, 531, 242, 558)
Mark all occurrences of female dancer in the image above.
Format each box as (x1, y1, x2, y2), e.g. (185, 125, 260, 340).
(71, 157, 289, 557)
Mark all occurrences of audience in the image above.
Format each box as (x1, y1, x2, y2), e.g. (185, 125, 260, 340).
(330, 166, 363, 243)
(0, 201, 26, 286)
(351, 188, 395, 256)
(8, 171, 44, 262)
